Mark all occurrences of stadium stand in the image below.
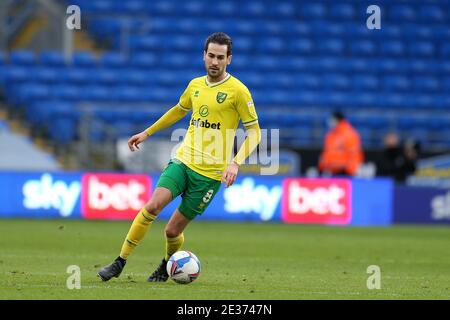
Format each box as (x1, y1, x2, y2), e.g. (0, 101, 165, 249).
(0, 119, 60, 171)
(0, 0, 449, 151)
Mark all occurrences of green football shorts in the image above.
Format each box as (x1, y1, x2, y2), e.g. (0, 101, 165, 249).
(156, 158, 221, 220)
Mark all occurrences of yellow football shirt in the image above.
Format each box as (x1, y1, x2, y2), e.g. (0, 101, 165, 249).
(175, 74, 259, 181)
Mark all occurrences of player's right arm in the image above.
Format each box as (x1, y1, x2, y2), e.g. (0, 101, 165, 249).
(128, 82, 193, 152)
(128, 105, 188, 151)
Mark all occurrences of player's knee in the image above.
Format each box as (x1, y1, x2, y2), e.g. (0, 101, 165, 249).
(165, 225, 181, 238)
(144, 201, 163, 215)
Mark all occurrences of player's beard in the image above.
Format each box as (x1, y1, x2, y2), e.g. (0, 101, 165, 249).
(207, 66, 225, 82)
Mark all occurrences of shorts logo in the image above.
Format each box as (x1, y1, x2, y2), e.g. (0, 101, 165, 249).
(199, 105, 209, 117)
(202, 189, 214, 203)
(216, 92, 227, 104)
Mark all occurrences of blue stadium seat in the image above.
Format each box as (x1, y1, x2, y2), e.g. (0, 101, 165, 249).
(383, 76, 411, 92)
(238, 72, 265, 89)
(165, 36, 198, 51)
(112, 119, 137, 138)
(350, 40, 376, 56)
(48, 115, 80, 145)
(85, 85, 111, 101)
(432, 95, 449, 110)
(2, 67, 29, 85)
(339, 58, 370, 73)
(409, 41, 435, 57)
(294, 74, 320, 90)
(419, 5, 445, 23)
(26, 102, 75, 128)
(15, 83, 50, 105)
(379, 94, 408, 109)
(269, 73, 294, 89)
(9, 50, 35, 66)
(213, 2, 236, 17)
(180, 1, 205, 16)
(291, 22, 312, 36)
(343, 22, 370, 38)
(203, 19, 228, 34)
(434, 25, 450, 40)
(376, 59, 407, 73)
(71, 51, 97, 67)
(259, 37, 284, 54)
(348, 93, 379, 108)
(428, 117, 449, 131)
(39, 50, 66, 67)
(404, 25, 433, 40)
(52, 85, 82, 101)
(92, 69, 120, 86)
(233, 36, 253, 53)
(147, 1, 178, 15)
(117, 1, 146, 14)
(252, 56, 279, 71)
(147, 17, 174, 33)
(78, 0, 114, 13)
(267, 2, 296, 19)
(289, 39, 314, 55)
(130, 53, 157, 68)
(329, 3, 356, 20)
(298, 3, 327, 20)
(315, 57, 341, 72)
(112, 86, 142, 102)
(413, 76, 440, 92)
(122, 69, 152, 86)
(296, 91, 321, 106)
(443, 77, 450, 91)
(62, 68, 92, 84)
(380, 41, 405, 57)
(84, 119, 108, 143)
(175, 19, 200, 34)
(324, 92, 347, 107)
(230, 55, 250, 70)
(352, 75, 379, 91)
(155, 71, 190, 86)
(100, 52, 128, 68)
(129, 35, 160, 51)
(389, 5, 416, 22)
(322, 74, 350, 90)
(239, 2, 266, 18)
(32, 67, 59, 84)
(409, 59, 432, 74)
(317, 39, 345, 55)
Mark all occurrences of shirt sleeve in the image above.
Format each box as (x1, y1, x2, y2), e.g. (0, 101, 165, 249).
(177, 82, 193, 111)
(235, 86, 258, 128)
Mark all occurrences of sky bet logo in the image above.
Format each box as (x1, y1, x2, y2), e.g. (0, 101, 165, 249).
(191, 118, 221, 130)
(22, 174, 81, 217)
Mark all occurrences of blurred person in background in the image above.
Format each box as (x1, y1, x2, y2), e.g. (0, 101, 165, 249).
(377, 132, 419, 183)
(318, 111, 364, 176)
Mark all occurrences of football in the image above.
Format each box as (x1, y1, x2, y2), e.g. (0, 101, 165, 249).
(166, 250, 201, 284)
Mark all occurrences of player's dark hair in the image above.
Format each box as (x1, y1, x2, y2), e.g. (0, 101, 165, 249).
(204, 32, 232, 57)
(332, 111, 345, 121)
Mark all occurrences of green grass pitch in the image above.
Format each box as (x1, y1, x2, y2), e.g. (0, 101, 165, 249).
(0, 219, 449, 300)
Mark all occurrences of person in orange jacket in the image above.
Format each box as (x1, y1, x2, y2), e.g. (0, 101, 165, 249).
(318, 111, 364, 176)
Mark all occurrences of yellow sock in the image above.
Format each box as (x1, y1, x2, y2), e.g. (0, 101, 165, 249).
(165, 233, 184, 261)
(119, 207, 156, 260)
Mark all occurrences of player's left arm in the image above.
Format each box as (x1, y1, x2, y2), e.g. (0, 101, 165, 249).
(222, 86, 261, 188)
(222, 123, 261, 188)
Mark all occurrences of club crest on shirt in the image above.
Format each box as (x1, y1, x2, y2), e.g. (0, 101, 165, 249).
(199, 105, 209, 117)
(216, 92, 227, 104)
